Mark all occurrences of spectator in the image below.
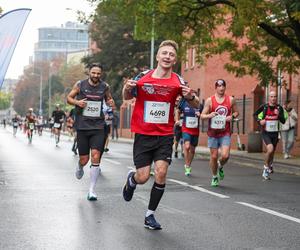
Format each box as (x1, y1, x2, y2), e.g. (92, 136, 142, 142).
(281, 100, 298, 159)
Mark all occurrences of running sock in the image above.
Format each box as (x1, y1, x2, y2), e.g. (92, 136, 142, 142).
(212, 175, 218, 178)
(146, 209, 155, 218)
(148, 182, 165, 211)
(89, 164, 100, 192)
(129, 173, 137, 188)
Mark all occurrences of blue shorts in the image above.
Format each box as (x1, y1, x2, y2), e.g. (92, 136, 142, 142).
(182, 132, 199, 147)
(208, 136, 231, 149)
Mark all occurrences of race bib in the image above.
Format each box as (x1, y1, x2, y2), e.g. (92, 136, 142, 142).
(28, 123, 34, 130)
(54, 123, 61, 128)
(265, 120, 278, 132)
(186, 117, 198, 128)
(83, 101, 102, 117)
(144, 101, 170, 124)
(13, 122, 18, 127)
(210, 115, 226, 129)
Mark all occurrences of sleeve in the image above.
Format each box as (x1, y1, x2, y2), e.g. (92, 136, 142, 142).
(278, 105, 286, 124)
(253, 104, 265, 120)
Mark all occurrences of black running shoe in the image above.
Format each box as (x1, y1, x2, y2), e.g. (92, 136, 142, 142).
(122, 171, 136, 201)
(144, 214, 162, 230)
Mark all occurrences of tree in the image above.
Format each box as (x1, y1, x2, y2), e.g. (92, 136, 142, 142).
(82, 5, 152, 107)
(0, 92, 11, 110)
(96, 0, 300, 85)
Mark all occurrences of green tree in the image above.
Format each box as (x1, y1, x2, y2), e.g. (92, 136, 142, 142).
(0, 92, 11, 110)
(82, 5, 152, 107)
(96, 0, 300, 85)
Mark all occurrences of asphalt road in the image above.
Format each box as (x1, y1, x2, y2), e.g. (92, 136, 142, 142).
(0, 127, 299, 250)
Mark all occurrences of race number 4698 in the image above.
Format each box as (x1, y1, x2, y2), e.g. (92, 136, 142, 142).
(144, 101, 170, 124)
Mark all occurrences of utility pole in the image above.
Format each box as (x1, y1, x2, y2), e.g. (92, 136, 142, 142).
(39, 72, 43, 116)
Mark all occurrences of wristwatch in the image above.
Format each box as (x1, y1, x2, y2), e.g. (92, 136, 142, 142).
(188, 94, 195, 101)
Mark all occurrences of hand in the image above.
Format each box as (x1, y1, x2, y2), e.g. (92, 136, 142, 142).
(175, 120, 180, 126)
(209, 112, 218, 119)
(125, 79, 137, 92)
(106, 98, 114, 107)
(259, 119, 266, 126)
(181, 85, 193, 99)
(76, 98, 87, 108)
(226, 116, 232, 122)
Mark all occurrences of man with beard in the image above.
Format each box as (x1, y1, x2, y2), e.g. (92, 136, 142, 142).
(67, 63, 114, 201)
(201, 79, 239, 187)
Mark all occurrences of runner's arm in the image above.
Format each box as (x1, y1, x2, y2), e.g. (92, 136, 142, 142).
(230, 97, 239, 119)
(105, 85, 115, 107)
(67, 82, 86, 108)
(278, 105, 286, 124)
(122, 79, 137, 100)
(200, 98, 217, 120)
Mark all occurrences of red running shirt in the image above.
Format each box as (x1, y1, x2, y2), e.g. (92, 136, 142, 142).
(207, 95, 232, 138)
(131, 70, 184, 136)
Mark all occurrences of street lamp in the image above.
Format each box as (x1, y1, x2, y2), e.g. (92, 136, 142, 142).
(32, 71, 43, 116)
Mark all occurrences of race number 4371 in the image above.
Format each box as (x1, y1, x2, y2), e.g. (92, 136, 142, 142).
(144, 101, 170, 124)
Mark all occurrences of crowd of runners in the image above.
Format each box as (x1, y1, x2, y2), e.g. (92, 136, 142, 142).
(3, 40, 297, 231)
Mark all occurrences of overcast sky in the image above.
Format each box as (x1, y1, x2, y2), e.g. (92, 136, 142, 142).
(0, 0, 94, 79)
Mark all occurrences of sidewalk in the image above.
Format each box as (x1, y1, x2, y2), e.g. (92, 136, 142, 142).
(115, 137, 300, 176)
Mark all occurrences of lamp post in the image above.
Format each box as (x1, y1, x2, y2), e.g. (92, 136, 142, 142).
(39, 72, 43, 115)
(32, 71, 43, 116)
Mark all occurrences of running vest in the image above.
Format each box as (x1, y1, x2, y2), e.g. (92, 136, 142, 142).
(179, 99, 200, 136)
(131, 70, 185, 136)
(261, 106, 280, 132)
(207, 95, 231, 138)
(75, 79, 108, 130)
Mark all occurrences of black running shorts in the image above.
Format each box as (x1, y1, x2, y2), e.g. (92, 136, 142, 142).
(133, 133, 173, 168)
(77, 129, 106, 155)
(262, 131, 279, 148)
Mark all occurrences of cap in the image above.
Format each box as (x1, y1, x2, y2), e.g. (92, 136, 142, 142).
(215, 79, 226, 87)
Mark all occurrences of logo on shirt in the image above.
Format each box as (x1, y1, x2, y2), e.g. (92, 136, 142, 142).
(142, 83, 155, 94)
(215, 105, 228, 116)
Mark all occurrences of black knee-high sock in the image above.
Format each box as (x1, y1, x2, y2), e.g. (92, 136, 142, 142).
(148, 182, 165, 211)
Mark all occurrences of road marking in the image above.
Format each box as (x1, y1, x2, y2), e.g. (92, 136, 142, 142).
(168, 178, 230, 199)
(236, 202, 300, 224)
(103, 159, 121, 165)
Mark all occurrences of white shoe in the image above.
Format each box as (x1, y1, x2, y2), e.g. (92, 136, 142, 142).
(262, 167, 270, 180)
(284, 153, 289, 159)
(76, 164, 84, 180)
(87, 191, 97, 201)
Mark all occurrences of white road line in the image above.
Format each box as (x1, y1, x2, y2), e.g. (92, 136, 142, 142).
(168, 178, 230, 199)
(237, 202, 300, 224)
(103, 159, 121, 165)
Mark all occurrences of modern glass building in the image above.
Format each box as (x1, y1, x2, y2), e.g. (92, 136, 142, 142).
(34, 22, 89, 62)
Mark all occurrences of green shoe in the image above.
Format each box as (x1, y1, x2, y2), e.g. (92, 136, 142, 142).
(184, 166, 191, 176)
(218, 167, 224, 180)
(211, 177, 219, 187)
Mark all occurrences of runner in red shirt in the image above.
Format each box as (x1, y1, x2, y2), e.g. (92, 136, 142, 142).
(122, 40, 199, 230)
(201, 79, 239, 187)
